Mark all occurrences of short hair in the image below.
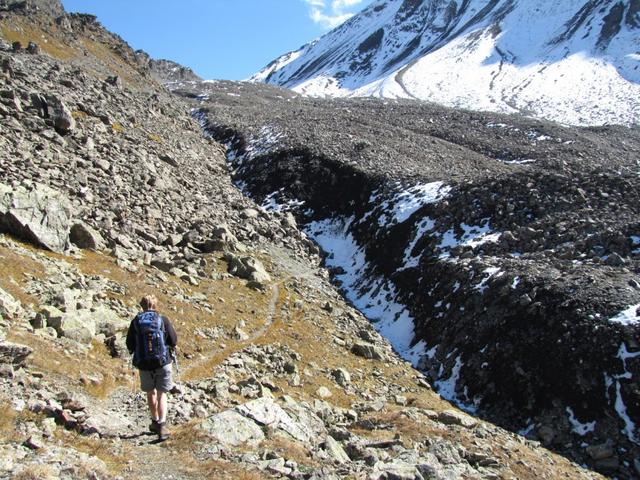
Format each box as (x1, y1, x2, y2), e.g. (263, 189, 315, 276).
(140, 295, 158, 311)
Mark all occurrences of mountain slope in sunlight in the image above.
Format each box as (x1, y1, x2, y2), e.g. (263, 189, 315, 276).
(252, 0, 640, 126)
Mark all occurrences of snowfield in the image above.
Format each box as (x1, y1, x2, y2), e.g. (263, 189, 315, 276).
(253, 0, 640, 126)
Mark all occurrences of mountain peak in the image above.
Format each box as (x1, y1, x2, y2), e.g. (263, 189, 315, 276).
(0, 0, 64, 17)
(252, 0, 640, 126)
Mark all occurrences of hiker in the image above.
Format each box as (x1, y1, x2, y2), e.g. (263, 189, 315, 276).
(126, 294, 178, 441)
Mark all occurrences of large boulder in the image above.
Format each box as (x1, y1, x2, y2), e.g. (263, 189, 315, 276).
(45, 93, 76, 135)
(82, 408, 133, 437)
(37, 305, 96, 345)
(235, 397, 314, 442)
(0, 183, 72, 253)
(200, 410, 265, 447)
(0, 341, 32, 366)
(197, 225, 246, 253)
(0, 287, 22, 320)
(70, 222, 106, 251)
(224, 253, 271, 284)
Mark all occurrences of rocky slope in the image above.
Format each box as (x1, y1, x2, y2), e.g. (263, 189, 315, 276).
(252, 0, 640, 127)
(0, 2, 613, 480)
(175, 79, 640, 478)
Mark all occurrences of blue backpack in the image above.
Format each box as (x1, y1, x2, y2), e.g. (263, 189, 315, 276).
(133, 311, 170, 370)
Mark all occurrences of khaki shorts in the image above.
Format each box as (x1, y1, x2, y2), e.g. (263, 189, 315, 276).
(139, 364, 173, 393)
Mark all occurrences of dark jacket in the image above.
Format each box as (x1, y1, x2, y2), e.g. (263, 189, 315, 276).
(126, 310, 178, 370)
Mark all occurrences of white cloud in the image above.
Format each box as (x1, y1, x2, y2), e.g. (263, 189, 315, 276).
(303, 0, 365, 29)
(332, 0, 363, 9)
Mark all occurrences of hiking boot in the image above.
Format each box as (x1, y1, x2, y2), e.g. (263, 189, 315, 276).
(149, 419, 160, 434)
(158, 422, 170, 441)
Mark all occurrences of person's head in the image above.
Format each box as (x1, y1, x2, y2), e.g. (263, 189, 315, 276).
(140, 294, 158, 311)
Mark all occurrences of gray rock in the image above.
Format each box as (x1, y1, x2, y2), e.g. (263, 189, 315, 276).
(605, 253, 625, 267)
(331, 368, 351, 387)
(0, 287, 21, 319)
(225, 253, 271, 283)
(0, 183, 72, 253)
(82, 409, 133, 437)
(235, 397, 312, 442)
(351, 342, 384, 360)
(316, 386, 332, 399)
(44, 307, 97, 344)
(34, 305, 64, 330)
(586, 442, 614, 460)
(536, 425, 555, 445)
(94, 306, 127, 337)
(200, 410, 265, 447)
(26, 42, 40, 55)
(437, 410, 478, 429)
(0, 341, 32, 366)
(323, 436, 351, 464)
(45, 93, 75, 135)
(70, 222, 106, 250)
(199, 225, 245, 253)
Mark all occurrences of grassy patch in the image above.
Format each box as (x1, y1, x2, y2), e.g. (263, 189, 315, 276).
(260, 434, 319, 467)
(9, 330, 134, 399)
(54, 428, 126, 476)
(0, 19, 76, 60)
(111, 122, 125, 133)
(12, 464, 58, 480)
(72, 110, 89, 120)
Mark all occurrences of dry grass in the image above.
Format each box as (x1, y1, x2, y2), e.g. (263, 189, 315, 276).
(8, 330, 134, 399)
(54, 428, 126, 476)
(0, 240, 47, 309)
(0, 19, 76, 61)
(111, 122, 125, 133)
(260, 434, 319, 467)
(159, 421, 263, 479)
(79, 38, 143, 87)
(147, 133, 163, 143)
(0, 399, 18, 437)
(72, 110, 89, 119)
(12, 464, 58, 480)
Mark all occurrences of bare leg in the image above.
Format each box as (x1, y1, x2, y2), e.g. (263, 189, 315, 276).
(157, 390, 168, 423)
(147, 390, 159, 420)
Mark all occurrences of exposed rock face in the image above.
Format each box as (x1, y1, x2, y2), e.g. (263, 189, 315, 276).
(200, 410, 266, 447)
(0, 0, 64, 17)
(69, 222, 105, 250)
(149, 58, 201, 84)
(0, 341, 32, 366)
(0, 183, 72, 253)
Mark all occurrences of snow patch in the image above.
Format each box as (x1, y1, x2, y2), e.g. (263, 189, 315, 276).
(474, 267, 503, 294)
(375, 181, 451, 227)
(609, 304, 640, 326)
(261, 190, 305, 213)
(435, 355, 463, 403)
(615, 381, 638, 444)
(566, 407, 596, 436)
(306, 216, 421, 363)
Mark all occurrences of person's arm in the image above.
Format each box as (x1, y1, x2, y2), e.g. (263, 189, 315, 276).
(126, 318, 137, 353)
(163, 317, 178, 348)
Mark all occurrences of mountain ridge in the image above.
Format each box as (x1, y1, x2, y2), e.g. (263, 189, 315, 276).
(252, 0, 640, 126)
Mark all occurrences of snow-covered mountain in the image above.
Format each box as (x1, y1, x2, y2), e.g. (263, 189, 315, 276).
(251, 0, 640, 126)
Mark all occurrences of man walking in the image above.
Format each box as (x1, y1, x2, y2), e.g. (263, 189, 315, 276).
(126, 294, 178, 441)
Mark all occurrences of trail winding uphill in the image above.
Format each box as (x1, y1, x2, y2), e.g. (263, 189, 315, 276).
(182, 79, 640, 477)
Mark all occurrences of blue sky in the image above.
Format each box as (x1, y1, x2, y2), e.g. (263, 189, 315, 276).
(60, 0, 374, 81)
